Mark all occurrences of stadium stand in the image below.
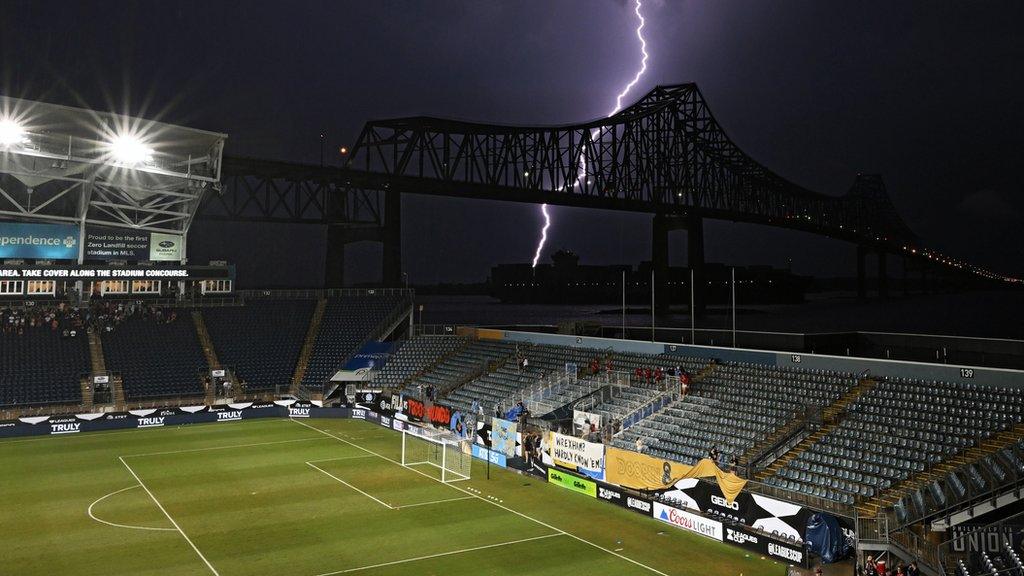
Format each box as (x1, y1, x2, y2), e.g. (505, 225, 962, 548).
(765, 377, 1024, 506)
(100, 307, 208, 400)
(203, 299, 315, 392)
(373, 335, 468, 391)
(0, 306, 90, 407)
(300, 295, 408, 389)
(613, 363, 858, 468)
(404, 339, 516, 400)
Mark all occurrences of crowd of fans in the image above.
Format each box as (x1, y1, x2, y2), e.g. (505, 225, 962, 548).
(862, 556, 920, 576)
(1, 301, 181, 339)
(1, 303, 86, 338)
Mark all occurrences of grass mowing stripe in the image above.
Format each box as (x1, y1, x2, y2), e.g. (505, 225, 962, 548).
(315, 533, 564, 575)
(290, 418, 672, 576)
(121, 435, 329, 458)
(117, 456, 221, 576)
(306, 461, 394, 509)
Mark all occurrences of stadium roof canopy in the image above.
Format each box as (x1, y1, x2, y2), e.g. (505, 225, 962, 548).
(0, 95, 227, 235)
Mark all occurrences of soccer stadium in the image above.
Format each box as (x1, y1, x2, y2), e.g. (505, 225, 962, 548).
(2, 3, 1024, 576)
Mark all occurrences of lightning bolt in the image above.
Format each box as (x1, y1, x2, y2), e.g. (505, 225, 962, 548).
(531, 0, 649, 268)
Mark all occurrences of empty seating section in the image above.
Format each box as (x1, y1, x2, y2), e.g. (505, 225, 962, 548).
(375, 335, 467, 391)
(447, 344, 596, 412)
(301, 295, 406, 389)
(766, 378, 1024, 505)
(896, 438, 1024, 524)
(614, 364, 856, 467)
(0, 309, 89, 407)
(102, 311, 207, 400)
(203, 300, 314, 392)
(405, 340, 515, 399)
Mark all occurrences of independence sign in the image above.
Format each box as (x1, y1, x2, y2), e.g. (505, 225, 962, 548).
(0, 222, 80, 259)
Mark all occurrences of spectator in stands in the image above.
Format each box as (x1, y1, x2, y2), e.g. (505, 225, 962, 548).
(635, 437, 645, 453)
(862, 556, 876, 576)
(906, 562, 918, 576)
(708, 446, 720, 463)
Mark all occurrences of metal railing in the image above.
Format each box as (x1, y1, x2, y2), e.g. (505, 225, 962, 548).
(237, 287, 415, 300)
(617, 387, 679, 433)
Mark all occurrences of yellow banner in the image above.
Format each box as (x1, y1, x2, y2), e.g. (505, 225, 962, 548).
(604, 446, 746, 503)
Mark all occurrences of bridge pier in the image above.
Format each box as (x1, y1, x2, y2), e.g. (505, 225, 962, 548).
(382, 190, 402, 287)
(651, 213, 705, 318)
(857, 245, 868, 300)
(324, 225, 348, 288)
(878, 251, 889, 299)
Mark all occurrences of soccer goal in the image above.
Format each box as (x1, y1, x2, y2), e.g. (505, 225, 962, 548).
(401, 428, 472, 483)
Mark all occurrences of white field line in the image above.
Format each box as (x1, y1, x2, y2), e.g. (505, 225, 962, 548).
(396, 495, 475, 508)
(304, 454, 376, 464)
(118, 457, 220, 576)
(86, 484, 177, 532)
(314, 533, 563, 576)
(290, 419, 670, 576)
(306, 462, 394, 509)
(122, 436, 328, 458)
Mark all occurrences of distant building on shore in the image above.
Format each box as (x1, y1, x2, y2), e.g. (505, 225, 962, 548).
(489, 249, 808, 305)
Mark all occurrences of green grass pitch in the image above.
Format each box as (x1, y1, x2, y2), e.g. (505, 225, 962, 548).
(0, 417, 790, 575)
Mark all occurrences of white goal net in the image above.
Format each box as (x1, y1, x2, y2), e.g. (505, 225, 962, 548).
(401, 428, 472, 483)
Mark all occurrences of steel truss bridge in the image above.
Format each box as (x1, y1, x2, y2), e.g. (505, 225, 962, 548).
(206, 84, 1013, 304)
(1, 85, 1012, 300)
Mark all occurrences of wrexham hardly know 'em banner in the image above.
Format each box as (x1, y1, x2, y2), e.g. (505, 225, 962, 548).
(604, 446, 747, 504)
(548, 432, 604, 480)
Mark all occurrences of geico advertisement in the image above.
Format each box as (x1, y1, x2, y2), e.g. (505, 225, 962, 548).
(652, 501, 723, 541)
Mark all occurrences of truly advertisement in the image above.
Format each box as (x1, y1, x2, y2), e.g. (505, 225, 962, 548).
(547, 468, 596, 498)
(0, 222, 79, 259)
(652, 501, 723, 541)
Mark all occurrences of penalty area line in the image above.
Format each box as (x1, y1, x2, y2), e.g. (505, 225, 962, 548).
(305, 461, 394, 509)
(290, 418, 671, 576)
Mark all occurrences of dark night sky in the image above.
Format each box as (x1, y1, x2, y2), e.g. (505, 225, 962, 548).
(3, 1, 1022, 287)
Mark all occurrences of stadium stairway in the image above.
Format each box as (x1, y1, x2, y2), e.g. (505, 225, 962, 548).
(191, 311, 220, 403)
(859, 422, 1024, 518)
(85, 330, 107, 409)
(754, 377, 880, 481)
(290, 298, 326, 395)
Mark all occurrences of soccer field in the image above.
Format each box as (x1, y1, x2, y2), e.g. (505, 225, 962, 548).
(0, 418, 790, 576)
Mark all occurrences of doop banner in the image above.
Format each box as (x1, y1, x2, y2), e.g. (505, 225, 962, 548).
(0, 221, 79, 259)
(548, 432, 605, 480)
(605, 446, 746, 503)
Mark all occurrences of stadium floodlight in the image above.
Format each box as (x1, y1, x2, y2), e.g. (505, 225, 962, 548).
(0, 118, 27, 146)
(107, 134, 154, 165)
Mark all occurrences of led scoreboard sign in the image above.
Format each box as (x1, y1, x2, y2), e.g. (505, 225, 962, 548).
(0, 265, 232, 281)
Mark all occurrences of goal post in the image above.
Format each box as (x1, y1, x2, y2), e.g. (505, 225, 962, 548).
(401, 428, 472, 483)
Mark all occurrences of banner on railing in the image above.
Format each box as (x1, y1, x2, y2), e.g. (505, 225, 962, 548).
(491, 418, 517, 457)
(604, 446, 745, 503)
(546, 431, 604, 481)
